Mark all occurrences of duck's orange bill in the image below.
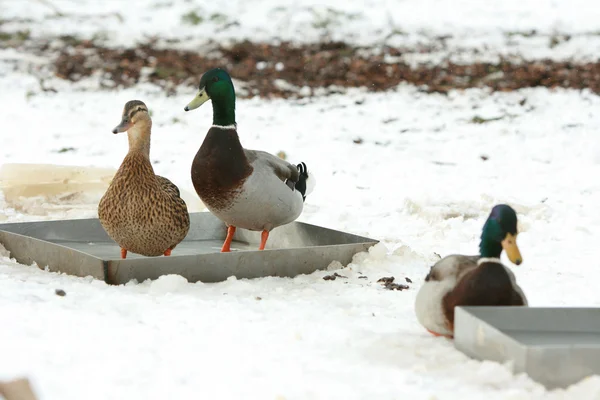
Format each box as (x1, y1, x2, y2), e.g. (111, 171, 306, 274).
(427, 329, 453, 339)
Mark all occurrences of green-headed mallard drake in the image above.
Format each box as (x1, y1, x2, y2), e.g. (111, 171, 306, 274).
(414, 204, 527, 338)
(98, 100, 190, 259)
(183, 68, 313, 252)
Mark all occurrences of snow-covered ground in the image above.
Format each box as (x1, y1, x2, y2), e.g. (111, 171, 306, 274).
(2, 1, 600, 399)
(3, 0, 600, 62)
(2, 72, 600, 399)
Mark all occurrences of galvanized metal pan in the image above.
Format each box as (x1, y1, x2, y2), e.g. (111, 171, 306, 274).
(454, 306, 600, 389)
(0, 212, 378, 284)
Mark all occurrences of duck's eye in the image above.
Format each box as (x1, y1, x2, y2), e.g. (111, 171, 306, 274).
(138, 107, 143, 112)
(212, 76, 219, 82)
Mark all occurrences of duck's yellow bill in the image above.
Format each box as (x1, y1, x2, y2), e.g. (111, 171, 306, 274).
(184, 89, 210, 111)
(501, 233, 522, 265)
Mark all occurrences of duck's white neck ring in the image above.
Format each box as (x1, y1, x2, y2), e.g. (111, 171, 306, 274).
(477, 257, 502, 265)
(212, 124, 237, 130)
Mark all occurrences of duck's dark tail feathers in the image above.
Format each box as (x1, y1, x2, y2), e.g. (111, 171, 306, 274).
(295, 162, 315, 202)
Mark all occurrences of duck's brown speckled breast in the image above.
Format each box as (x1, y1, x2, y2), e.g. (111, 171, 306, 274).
(98, 152, 190, 256)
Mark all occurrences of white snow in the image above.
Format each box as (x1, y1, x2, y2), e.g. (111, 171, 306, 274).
(2, 1, 600, 399)
(2, 72, 600, 399)
(3, 0, 600, 61)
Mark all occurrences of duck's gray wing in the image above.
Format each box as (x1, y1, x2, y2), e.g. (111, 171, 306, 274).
(244, 149, 299, 184)
(425, 255, 480, 282)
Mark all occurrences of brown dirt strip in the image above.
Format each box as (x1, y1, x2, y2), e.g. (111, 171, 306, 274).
(7, 37, 600, 98)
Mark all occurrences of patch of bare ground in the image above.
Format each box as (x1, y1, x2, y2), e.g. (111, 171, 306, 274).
(3, 34, 600, 98)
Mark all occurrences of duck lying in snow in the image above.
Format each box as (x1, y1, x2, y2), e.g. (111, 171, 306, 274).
(98, 100, 190, 259)
(183, 68, 314, 252)
(414, 204, 527, 338)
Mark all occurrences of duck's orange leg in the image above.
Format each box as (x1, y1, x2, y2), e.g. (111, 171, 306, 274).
(221, 226, 236, 252)
(163, 248, 172, 256)
(427, 328, 453, 339)
(120, 248, 127, 259)
(259, 230, 269, 250)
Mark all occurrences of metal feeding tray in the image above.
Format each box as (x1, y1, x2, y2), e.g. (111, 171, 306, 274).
(0, 212, 378, 284)
(454, 306, 600, 389)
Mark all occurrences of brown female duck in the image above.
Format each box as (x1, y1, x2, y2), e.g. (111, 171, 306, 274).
(98, 100, 190, 258)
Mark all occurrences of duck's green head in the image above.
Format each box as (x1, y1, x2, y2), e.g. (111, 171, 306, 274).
(479, 204, 522, 265)
(184, 68, 235, 116)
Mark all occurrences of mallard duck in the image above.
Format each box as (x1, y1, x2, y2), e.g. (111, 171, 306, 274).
(98, 100, 190, 259)
(183, 68, 313, 252)
(414, 204, 527, 338)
